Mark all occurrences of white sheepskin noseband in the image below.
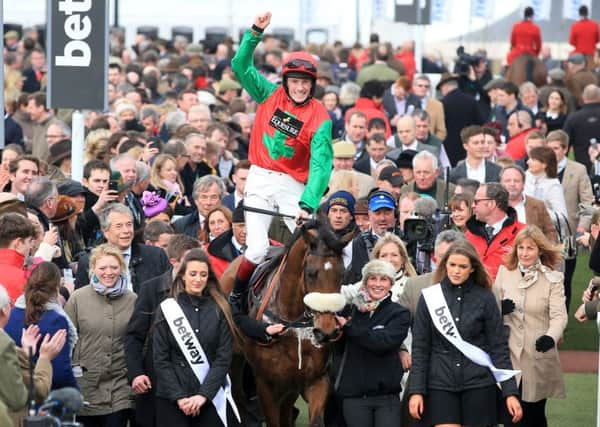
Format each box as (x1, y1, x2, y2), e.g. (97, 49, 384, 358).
(303, 292, 346, 313)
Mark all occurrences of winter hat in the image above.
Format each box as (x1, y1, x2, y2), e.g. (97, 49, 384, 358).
(361, 259, 396, 287)
(325, 191, 355, 215)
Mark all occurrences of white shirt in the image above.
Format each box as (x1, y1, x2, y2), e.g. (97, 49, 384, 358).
(122, 246, 133, 291)
(488, 215, 508, 237)
(465, 158, 486, 183)
(514, 197, 527, 224)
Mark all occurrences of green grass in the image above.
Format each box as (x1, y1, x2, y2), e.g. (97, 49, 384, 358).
(292, 374, 597, 426)
(563, 253, 598, 351)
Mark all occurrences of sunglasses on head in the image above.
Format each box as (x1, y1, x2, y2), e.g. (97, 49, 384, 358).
(285, 59, 316, 72)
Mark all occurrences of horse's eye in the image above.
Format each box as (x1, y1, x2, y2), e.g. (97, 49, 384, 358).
(306, 268, 318, 281)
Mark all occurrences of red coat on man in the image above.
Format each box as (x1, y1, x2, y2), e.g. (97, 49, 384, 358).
(344, 97, 392, 139)
(569, 18, 600, 55)
(507, 20, 542, 65)
(465, 208, 525, 280)
(0, 249, 28, 304)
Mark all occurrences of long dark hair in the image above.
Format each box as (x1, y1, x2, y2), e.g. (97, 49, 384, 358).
(171, 248, 242, 343)
(24, 262, 61, 325)
(433, 240, 492, 288)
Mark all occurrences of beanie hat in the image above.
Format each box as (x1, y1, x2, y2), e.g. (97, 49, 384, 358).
(361, 259, 396, 286)
(325, 191, 355, 215)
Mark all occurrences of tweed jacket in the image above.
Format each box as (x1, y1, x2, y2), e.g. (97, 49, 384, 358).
(561, 159, 594, 232)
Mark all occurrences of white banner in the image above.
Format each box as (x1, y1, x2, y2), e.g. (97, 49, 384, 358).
(563, 0, 592, 21)
(422, 284, 520, 383)
(161, 298, 240, 426)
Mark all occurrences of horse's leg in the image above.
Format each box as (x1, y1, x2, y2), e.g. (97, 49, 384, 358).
(255, 377, 281, 427)
(303, 375, 330, 427)
(279, 392, 299, 427)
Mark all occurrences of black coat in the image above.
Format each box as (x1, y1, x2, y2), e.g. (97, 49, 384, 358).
(441, 88, 484, 166)
(125, 268, 173, 382)
(4, 116, 23, 148)
(344, 230, 379, 285)
(337, 297, 410, 397)
(21, 68, 42, 93)
(409, 277, 518, 398)
(75, 243, 170, 293)
(563, 102, 600, 172)
(448, 160, 501, 184)
(173, 211, 200, 239)
(382, 90, 421, 121)
(153, 292, 232, 401)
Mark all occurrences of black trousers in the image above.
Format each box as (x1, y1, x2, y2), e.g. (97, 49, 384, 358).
(342, 394, 402, 427)
(564, 257, 576, 313)
(77, 409, 131, 427)
(504, 398, 547, 427)
(155, 397, 239, 427)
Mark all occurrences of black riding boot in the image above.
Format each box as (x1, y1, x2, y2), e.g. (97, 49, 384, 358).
(229, 276, 250, 314)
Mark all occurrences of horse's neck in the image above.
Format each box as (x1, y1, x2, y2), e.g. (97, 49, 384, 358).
(276, 239, 307, 320)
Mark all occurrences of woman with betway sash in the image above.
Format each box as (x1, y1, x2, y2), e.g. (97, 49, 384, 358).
(153, 249, 241, 426)
(408, 241, 523, 426)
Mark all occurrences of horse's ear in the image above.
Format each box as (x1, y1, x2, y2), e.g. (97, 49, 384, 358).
(302, 227, 318, 246)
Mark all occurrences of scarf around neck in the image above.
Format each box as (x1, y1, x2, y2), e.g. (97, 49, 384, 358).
(91, 274, 129, 299)
(518, 259, 543, 288)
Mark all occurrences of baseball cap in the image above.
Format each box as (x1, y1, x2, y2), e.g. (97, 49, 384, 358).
(379, 166, 404, 187)
(368, 191, 396, 211)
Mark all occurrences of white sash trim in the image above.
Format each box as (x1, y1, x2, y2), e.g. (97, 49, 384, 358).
(422, 284, 520, 383)
(160, 298, 240, 426)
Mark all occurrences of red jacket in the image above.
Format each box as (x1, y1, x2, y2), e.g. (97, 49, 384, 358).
(507, 20, 541, 65)
(395, 51, 416, 82)
(0, 249, 28, 304)
(345, 98, 392, 139)
(465, 209, 525, 281)
(569, 19, 600, 55)
(505, 127, 536, 160)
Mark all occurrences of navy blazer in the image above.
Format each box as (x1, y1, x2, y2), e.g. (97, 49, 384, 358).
(382, 90, 422, 119)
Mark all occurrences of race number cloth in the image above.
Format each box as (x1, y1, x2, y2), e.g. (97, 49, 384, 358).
(422, 284, 520, 383)
(160, 298, 240, 426)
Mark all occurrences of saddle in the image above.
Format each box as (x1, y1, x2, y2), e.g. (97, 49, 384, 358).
(247, 245, 286, 314)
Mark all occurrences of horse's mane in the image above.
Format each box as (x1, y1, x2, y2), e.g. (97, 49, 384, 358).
(285, 219, 347, 256)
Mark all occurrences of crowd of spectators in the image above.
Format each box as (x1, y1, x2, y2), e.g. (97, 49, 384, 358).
(2, 4, 600, 427)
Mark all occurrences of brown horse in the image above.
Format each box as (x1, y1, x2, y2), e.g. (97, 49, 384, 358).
(221, 220, 354, 427)
(506, 53, 547, 87)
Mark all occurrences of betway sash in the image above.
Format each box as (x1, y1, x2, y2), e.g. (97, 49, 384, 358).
(160, 298, 240, 426)
(422, 284, 520, 383)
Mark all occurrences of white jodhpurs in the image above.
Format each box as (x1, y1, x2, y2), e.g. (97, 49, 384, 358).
(243, 165, 305, 264)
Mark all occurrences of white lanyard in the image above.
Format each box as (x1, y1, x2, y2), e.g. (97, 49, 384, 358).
(160, 298, 240, 426)
(422, 284, 520, 383)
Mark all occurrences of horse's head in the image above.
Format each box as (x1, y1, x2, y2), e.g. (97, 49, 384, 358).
(298, 221, 354, 343)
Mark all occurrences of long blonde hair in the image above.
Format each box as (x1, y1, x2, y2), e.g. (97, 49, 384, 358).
(150, 154, 186, 194)
(504, 225, 562, 270)
(372, 233, 417, 277)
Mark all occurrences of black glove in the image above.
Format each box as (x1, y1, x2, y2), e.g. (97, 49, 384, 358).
(501, 299, 516, 315)
(535, 335, 555, 353)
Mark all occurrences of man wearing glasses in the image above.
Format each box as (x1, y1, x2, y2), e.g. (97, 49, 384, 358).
(465, 183, 525, 280)
(230, 11, 333, 308)
(412, 75, 446, 141)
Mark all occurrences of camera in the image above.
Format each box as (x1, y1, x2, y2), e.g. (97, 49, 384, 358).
(454, 46, 483, 76)
(404, 209, 452, 274)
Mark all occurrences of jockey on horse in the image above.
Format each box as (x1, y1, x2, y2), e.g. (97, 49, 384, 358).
(506, 6, 542, 67)
(229, 11, 333, 331)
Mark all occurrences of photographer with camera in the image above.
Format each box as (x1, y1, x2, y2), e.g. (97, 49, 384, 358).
(454, 47, 493, 117)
